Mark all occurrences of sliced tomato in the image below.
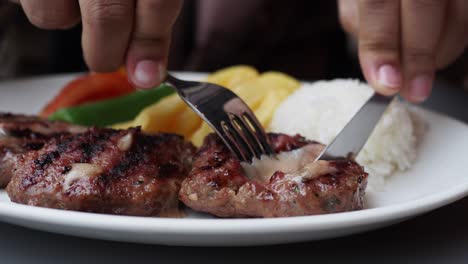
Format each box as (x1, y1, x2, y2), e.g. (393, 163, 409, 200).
(40, 69, 135, 117)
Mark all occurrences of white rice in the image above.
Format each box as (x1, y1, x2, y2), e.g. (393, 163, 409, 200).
(269, 79, 425, 189)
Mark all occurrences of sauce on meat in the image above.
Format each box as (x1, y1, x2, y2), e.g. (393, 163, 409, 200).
(241, 144, 322, 183)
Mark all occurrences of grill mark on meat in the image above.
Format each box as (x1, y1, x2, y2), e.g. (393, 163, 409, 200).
(34, 151, 60, 169)
(24, 142, 45, 151)
(0, 113, 87, 188)
(27, 150, 60, 188)
(55, 136, 74, 153)
(103, 134, 157, 181)
(79, 143, 93, 161)
(77, 130, 117, 163)
(113, 135, 157, 179)
(180, 133, 368, 218)
(7, 127, 195, 217)
(102, 132, 184, 182)
(29, 134, 75, 174)
(24, 136, 75, 188)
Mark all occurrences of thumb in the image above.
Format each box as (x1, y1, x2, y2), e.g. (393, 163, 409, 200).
(126, 0, 183, 89)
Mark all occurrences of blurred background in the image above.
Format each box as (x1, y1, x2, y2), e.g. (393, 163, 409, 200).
(0, 0, 466, 90)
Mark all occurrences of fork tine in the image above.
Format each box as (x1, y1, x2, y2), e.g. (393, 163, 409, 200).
(230, 114, 265, 159)
(228, 114, 262, 160)
(241, 112, 274, 156)
(220, 121, 251, 162)
(166, 73, 274, 161)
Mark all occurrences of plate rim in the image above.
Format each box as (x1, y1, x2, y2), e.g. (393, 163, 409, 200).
(0, 176, 467, 234)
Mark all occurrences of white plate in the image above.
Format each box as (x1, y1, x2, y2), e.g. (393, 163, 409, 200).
(0, 73, 468, 246)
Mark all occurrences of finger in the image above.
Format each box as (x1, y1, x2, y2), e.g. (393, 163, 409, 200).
(126, 0, 183, 89)
(19, 0, 80, 29)
(400, 0, 447, 103)
(338, 0, 359, 36)
(79, 0, 135, 72)
(358, 0, 402, 96)
(435, 0, 468, 69)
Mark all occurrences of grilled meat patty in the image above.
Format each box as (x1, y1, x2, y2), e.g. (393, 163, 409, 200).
(0, 113, 86, 137)
(180, 133, 368, 218)
(7, 127, 196, 217)
(0, 113, 85, 187)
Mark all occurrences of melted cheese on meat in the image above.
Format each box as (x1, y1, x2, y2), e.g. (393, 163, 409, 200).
(241, 144, 323, 183)
(117, 133, 133, 151)
(63, 163, 103, 190)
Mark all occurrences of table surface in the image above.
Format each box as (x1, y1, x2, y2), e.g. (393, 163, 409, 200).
(0, 79, 467, 264)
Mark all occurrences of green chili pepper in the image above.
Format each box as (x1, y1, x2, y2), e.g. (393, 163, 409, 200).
(48, 84, 174, 127)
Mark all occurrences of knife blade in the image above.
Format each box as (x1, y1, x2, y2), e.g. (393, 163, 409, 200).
(316, 93, 395, 161)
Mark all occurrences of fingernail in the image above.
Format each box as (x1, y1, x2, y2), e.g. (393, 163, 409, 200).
(133, 60, 164, 88)
(377, 64, 401, 89)
(410, 75, 432, 101)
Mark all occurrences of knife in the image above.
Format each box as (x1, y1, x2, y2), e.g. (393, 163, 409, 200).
(316, 93, 395, 161)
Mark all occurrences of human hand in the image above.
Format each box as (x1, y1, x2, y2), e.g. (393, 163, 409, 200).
(10, 0, 183, 88)
(338, 0, 468, 102)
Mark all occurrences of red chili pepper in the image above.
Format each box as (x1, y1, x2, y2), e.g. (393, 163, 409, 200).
(40, 69, 135, 117)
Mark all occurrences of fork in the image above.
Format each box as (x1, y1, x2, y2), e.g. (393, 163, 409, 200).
(316, 93, 395, 161)
(165, 74, 274, 162)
